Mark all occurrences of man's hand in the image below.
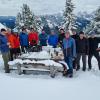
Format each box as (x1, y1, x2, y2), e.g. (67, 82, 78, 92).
(7, 42, 11, 48)
(96, 48, 100, 51)
(73, 57, 76, 61)
(7, 42, 10, 46)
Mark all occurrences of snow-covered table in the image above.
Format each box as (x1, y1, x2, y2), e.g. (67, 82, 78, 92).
(8, 50, 67, 78)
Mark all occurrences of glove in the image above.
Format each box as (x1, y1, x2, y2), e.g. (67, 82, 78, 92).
(72, 57, 76, 61)
(32, 40, 36, 44)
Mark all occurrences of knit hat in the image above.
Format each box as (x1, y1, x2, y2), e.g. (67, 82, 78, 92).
(79, 31, 84, 35)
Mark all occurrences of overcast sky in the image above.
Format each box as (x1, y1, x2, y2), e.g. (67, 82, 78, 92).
(0, 0, 99, 16)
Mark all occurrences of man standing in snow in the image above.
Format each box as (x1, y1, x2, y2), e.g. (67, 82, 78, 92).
(48, 30, 58, 48)
(63, 32, 76, 77)
(8, 31, 20, 61)
(88, 34, 100, 70)
(28, 28, 39, 47)
(76, 31, 89, 71)
(58, 28, 65, 47)
(19, 28, 29, 53)
(0, 29, 10, 73)
(71, 31, 79, 69)
(39, 29, 48, 46)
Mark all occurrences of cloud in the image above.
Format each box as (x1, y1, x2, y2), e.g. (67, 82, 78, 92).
(0, 0, 99, 16)
(73, 0, 100, 13)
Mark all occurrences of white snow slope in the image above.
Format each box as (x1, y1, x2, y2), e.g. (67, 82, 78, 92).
(0, 55, 100, 100)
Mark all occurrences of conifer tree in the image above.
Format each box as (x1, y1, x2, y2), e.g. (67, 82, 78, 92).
(64, 0, 76, 32)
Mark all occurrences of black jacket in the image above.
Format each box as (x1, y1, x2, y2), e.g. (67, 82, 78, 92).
(58, 33, 65, 46)
(88, 37, 100, 54)
(71, 34, 79, 50)
(77, 37, 89, 54)
(71, 34, 79, 41)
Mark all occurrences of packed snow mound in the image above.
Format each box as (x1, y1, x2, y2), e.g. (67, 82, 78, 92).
(8, 59, 65, 68)
(42, 45, 53, 52)
(21, 51, 51, 59)
(8, 59, 23, 65)
(42, 46, 62, 54)
(22, 59, 36, 64)
(36, 60, 63, 67)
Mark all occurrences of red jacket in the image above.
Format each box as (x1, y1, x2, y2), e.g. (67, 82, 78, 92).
(14, 34, 20, 48)
(7, 33, 20, 49)
(28, 32, 39, 46)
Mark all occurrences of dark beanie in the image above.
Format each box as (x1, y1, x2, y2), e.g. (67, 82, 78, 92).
(79, 31, 84, 35)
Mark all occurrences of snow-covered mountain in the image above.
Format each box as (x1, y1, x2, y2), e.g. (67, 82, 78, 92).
(77, 12, 94, 21)
(75, 12, 95, 32)
(0, 23, 7, 30)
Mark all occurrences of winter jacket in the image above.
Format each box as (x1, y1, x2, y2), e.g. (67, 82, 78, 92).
(71, 34, 79, 51)
(77, 37, 89, 54)
(71, 34, 79, 41)
(28, 32, 39, 46)
(48, 34, 58, 48)
(0, 34, 9, 53)
(19, 32, 29, 46)
(14, 34, 20, 48)
(88, 37, 100, 54)
(63, 37, 76, 58)
(7, 34, 14, 48)
(58, 33, 65, 46)
(43, 25, 51, 35)
(7, 34, 20, 49)
(39, 33, 48, 46)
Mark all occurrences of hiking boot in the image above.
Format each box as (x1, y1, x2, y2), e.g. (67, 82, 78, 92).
(88, 68, 91, 71)
(5, 71, 10, 73)
(76, 65, 80, 71)
(68, 74, 73, 78)
(63, 69, 67, 76)
(82, 68, 86, 72)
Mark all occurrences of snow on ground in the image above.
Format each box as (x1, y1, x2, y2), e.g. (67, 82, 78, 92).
(0, 54, 100, 100)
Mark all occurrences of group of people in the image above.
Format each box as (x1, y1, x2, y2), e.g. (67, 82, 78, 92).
(0, 27, 100, 78)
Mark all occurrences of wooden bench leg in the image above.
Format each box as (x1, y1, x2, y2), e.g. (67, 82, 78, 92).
(17, 64, 22, 75)
(50, 66, 57, 78)
(23, 70, 26, 74)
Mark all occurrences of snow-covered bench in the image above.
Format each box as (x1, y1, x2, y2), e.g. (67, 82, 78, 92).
(8, 48, 67, 78)
(8, 59, 68, 78)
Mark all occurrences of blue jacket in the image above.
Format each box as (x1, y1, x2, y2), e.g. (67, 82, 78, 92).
(19, 32, 29, 46)
(63, 37, 76, 57)
(48, 34, 58, 48)
(0, 34, 9, 53)
(39, 33, 48, 46)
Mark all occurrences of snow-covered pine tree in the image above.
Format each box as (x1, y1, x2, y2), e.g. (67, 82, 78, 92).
(16, 4, 41, 32)
(85, 7, 100, 35)
(64, 0, 76, 32)
(16, 12, 23, 32)
(84, 20, 95, 34)
(41, 16, 48, 26)
(94, 7, 100, 34)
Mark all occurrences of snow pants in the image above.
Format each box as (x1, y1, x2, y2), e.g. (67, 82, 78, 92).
(2, 52, 10, 73)
(21, 46, 28, 53)
(88, 52, 100, 70)
(76, 53, 86, 70)
(64, 56, 73, 74)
